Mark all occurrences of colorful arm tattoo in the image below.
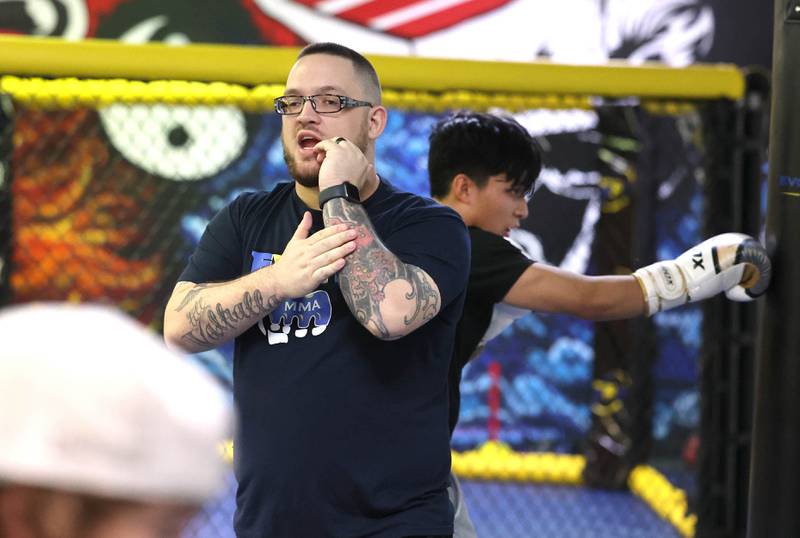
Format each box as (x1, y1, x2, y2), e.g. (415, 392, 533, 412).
(323, 198, 440, 338)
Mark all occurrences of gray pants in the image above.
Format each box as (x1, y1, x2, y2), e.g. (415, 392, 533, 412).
(448, 472, 479, 538)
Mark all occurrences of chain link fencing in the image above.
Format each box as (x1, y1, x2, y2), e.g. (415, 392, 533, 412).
(0, 76, 747, 538)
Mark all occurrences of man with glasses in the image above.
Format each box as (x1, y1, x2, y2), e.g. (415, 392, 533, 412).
(164, 42, 470, 538)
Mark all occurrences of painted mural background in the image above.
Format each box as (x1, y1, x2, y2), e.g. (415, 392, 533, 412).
(8, 99, 715, 460)
(0, 0, 771, 67)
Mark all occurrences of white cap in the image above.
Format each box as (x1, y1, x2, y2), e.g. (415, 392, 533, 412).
(0, 303, 233, 503)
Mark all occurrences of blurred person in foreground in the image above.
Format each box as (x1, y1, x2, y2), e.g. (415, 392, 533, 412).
(164, 42, 469, 538)
(428, 111, 772, 537)
(0, 303, 232, 538)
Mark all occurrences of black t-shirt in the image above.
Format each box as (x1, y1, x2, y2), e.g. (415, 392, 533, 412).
(448, 227, 533, 434)
(179, 180, 470, 538)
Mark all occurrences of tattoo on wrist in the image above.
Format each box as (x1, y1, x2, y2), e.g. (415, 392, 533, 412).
(177, 286, 279, 347)
(324, 198, 440, 337)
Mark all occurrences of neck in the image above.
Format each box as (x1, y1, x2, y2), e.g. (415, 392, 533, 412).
(295, 171, 382, 210)
(295, 183, 321, 210)
(435, 195, 473, 225)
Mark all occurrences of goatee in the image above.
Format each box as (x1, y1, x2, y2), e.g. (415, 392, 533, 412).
(283, 146, 318, 188)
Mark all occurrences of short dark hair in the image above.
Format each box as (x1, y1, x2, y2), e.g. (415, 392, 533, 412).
(428, 111, 541, 198)
(297, 42, 382, 103)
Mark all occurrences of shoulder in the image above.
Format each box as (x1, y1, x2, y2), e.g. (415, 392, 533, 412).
(226, 183, 294, 216)
(372, 179, 465, 226)
(469, 227, 533, 265)
(470, 227, 516, 250)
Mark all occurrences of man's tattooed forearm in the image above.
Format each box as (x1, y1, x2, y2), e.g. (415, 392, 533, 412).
(174, 282, 226, 312)
(179, 288, 279, 347)
(337, 249, 397, 338)
(324, 198, 440, 337)
(402, 265, 439, 324)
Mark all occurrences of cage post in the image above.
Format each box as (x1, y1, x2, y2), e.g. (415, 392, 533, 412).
(0, 93, 13, 307)
(695, 69, 770, 538)
(747, 1, 800, 536)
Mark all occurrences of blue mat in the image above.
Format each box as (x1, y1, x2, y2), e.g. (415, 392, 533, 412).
(184, 473, 682, 538)
(462, 480, 681, 538)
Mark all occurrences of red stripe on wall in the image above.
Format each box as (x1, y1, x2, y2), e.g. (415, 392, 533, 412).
(85, 0, 132, 36)
(240, 0, 306, 45)
(338, 0, 425, 25)
(387, 0, 510, 38)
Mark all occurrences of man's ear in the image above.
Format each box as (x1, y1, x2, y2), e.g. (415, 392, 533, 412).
(451, 173, 475, 203)
(368, 105, 387, 140)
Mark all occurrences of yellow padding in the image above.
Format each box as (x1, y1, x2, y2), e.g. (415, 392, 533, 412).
(0, 76, 591, 112)
(629, 465, 696, 538)
(220, 440, 234, 463)
(0, 35, 744, 100)
(220, 439, 693, 536)
(452, 441, 695, 537)
(0, 76, 278, 112)
(452, 440, 584, 484)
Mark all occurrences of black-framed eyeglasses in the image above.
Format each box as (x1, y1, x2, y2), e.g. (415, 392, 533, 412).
(274, 94, 373, 115)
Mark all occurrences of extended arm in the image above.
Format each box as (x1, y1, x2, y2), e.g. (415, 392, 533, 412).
(503, 264, 646, 321)
(164, 214, 356, 352)
(503, 233, 771, 320)
(323, 197, 441, 340)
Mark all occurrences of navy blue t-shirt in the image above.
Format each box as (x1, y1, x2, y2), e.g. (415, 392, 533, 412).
(179, 179, 470, 538)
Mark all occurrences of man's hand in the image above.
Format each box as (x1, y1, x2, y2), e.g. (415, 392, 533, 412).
(269, 211, 357, 298)
(314, 137, 375, 191)
(633, 233, 772, 316)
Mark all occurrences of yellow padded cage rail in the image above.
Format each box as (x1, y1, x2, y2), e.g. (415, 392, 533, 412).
(0, 35, 744, 113)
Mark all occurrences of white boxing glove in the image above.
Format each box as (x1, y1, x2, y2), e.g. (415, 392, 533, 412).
(633, 233, 772, 316)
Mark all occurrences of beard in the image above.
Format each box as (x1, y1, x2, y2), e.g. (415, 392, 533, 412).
(282, 125, 370, 188)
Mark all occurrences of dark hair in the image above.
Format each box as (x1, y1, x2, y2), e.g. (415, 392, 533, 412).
(428, 111, 541, 198)
(297, 42, 382, 103)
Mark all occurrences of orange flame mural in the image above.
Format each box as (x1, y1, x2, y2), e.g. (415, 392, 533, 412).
(11, 108, 164, 323)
